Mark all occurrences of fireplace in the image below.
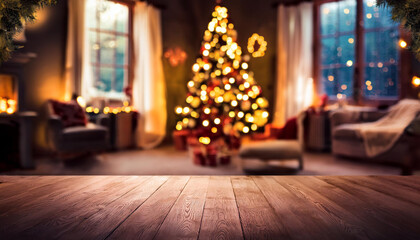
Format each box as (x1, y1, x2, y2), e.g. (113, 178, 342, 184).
(0, 74, 18, 114)
(0, 51, 37, 168)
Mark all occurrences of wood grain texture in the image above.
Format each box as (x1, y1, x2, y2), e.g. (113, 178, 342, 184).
(341, 176, 420, 207)
(0, 175, 419, 240)
(155, 176, 209, 240)
(107, 176, 190, 240)
(0, 176, 71, 201)
(253, 176, 349, 240)
(231, 176, 290, 239)
(285, 176, 418, 239)
(30, 176, 152, 240)
(199, 176, 243, 240)
(318, 176, 420, 237)
(0, 176, 132, 239)
(59, 176, 168, 240)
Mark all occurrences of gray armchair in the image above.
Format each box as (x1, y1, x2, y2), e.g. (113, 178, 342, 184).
(330, 107, 420, 172)
(46, 101, 110, 155)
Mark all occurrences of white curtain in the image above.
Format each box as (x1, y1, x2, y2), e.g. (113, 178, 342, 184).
(132, 2, 167, 149)
(274, 2, 314, 126)
(64, 0, 93, 102)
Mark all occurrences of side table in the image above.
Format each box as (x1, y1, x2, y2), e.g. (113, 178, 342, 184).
(0, 111, 37, 168)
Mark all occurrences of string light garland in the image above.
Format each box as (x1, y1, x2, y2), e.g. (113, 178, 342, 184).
(86, 101, 133, 115)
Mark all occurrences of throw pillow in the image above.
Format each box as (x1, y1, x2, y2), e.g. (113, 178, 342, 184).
(49, 99, 87, 128)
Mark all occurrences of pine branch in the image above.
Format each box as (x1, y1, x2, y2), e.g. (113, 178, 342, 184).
(377, 0, 420, 60)
(0, 0, 56, 63)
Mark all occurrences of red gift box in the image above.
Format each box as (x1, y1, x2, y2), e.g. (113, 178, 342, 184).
(193, 149, 206, 166)
(220, 155, 231, 165)
(173, 130, 191, 151)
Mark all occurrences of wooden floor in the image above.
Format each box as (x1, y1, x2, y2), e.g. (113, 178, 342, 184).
(1, 176, 420, 239)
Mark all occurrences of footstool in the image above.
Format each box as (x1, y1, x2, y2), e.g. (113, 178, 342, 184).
(239, 140, 303, 170)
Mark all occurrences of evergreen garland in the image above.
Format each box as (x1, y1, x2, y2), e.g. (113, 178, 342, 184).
(0, 0, 56, 63)
(377, 0, 420, 60)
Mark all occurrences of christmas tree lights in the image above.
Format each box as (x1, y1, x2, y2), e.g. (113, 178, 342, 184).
(175, 5, 269, 145)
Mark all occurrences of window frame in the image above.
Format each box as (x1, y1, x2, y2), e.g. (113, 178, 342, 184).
(313, 0, 410, 106)
(87, 0, 134, 102)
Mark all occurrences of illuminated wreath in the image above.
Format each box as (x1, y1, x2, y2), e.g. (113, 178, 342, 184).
(247, 33, 267, 58)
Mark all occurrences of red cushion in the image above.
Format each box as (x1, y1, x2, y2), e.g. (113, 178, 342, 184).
(49, 100, 87, 128)
(277, 117, 298, 140)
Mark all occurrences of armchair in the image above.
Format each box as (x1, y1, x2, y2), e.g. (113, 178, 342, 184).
(46, 100, 110, 155)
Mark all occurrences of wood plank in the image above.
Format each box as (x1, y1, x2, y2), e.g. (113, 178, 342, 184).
(274, 176, 395, 239)
(231, 176, 290, 239)
(340, 176, 420, 207)
(371, 176, 420, 191)
(107, 176, 190, 240)
(0, 176, 94, 214)
(0, 176, 132, 238)
(0, 175, 40, 183)
(318, 176, 420, 236)
(14, 176, 148, 239)
(58, 176, 169, 240)
(155, 176, 209, 240)
(198, 176, 243, 240)
(0, 176, 105, 217)
(0, 176, 72, 201)
(253, 176, 353, 240)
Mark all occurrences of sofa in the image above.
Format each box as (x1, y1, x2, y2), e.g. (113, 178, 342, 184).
(330, 106, 420, 173)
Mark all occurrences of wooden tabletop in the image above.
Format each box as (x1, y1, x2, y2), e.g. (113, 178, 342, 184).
(0, 175, 420, 239)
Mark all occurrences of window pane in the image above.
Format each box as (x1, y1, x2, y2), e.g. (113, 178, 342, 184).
(321, 2, 338, 36)
(99, 67, 114, 92)
(321, 38, 337, 65)
(85, 0, 98, 29)
(116, 7, 129, 33)
(115, 68, 126, 93)
(99, 33, 115, 65)
(365, 64, 398, 98)
(116, 36, 128, 65)
(338, 0, 356, 33)
(364, 0, 397, 29)
(90, 32, 98, 64)
(320, 0, 356, 98)
(338, 35, 355, 65)
(338, 66, 354, 97)
(86, 0, 129, 98)
(322, 69, 337, 96)
(364, 0, 399, 98)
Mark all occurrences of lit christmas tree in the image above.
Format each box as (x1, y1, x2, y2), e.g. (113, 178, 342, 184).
(175, 4, 269, 147)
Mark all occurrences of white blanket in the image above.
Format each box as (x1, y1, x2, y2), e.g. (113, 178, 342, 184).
(354, 99, 420, 157)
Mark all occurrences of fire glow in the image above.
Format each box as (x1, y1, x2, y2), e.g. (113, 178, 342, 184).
(0, 97, 17, 114)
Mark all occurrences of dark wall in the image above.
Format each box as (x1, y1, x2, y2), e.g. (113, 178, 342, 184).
(21, 0, 68, 152)
(156, 0, 277, 137)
